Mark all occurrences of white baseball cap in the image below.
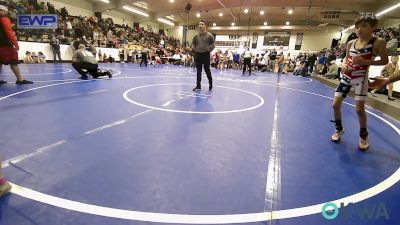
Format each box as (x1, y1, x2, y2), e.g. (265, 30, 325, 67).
(0, 5, 8, 11)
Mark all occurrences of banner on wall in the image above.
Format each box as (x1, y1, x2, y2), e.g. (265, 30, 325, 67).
(126, 44, 143, 50)
(252, 33, 258, 49)
(295, 33, 303, 50)
(263, 31, 291, 47)
(17, 14, 58, 29)
(215, 41, 240, 47)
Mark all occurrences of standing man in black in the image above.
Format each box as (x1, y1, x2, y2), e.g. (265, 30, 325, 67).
(140, 45, 149, 67)
(192, 20, 215, 91)
(50, 36, 62, 63)
(268, 49, 277, 72)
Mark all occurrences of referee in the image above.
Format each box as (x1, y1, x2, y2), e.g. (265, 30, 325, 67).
(192, 20, 215, 91)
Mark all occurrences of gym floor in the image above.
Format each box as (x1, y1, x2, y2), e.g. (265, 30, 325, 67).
(0, 63, 399, 225)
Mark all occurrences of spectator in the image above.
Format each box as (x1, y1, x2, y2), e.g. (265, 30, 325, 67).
(107, 29, 113, 47)
(60, 7, 68, 21)
(50, 36, 62, 63)
(38, 51, 46, 63)
(118, 46, 125, 63)
(23, 51, 34, 63)
(293, 61, 305, 75)
(268, 49, 277, 72)
(98, 49, 102, 62)
(386, 31, 398, 56)
(108, 54, 114, 63)
(31, 52, 39, 63)
(317, 54, 326, 74)
(275, 52, 285, 73)
(140, 46, 149, 67)
(307, 53, 317, 74)
(242, 48, 252, 75)
(324, 61, 339, 79)
(172, 52, 182, 65)
(371, 55, 398, 100)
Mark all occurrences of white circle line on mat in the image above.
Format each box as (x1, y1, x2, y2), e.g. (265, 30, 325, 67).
(2, 76, 399, 224)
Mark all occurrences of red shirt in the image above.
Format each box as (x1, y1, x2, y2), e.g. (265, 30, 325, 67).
(0, 16, 18, 48)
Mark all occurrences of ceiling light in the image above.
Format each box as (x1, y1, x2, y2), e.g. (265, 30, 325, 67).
(169, 0, 174, 3)
(376, 3, 400, 17)
(157, 18, 174, 26)
(196, 12, 200, 18)
(260, 10, 264, 15)
(264, 22, 267, 26)
(165, 15, 175, 21)
(288, 9, 293, 14)
(213, 22, 216, 26)
(286, 21, 290, 25)
(244, 9, 249, 14)
(98, 0, 110, 3)
(122, 5, 149, 17)
(219, 12, 223, 17)
(231, 22, 235, 26)
(341, 2, 400, 33)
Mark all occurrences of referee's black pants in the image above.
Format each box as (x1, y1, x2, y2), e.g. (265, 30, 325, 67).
(195, 52, 212, 88)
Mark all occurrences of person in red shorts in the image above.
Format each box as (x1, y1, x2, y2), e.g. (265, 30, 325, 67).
(0, 2, 33, 85)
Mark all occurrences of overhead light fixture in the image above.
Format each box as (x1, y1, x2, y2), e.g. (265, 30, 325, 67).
(376, 2, 400, 17)
(231, 22, 235, 26)
(166, 15, 175, 21)
(244, 9, 249, 14)
(219, 12, 223, 17)
(286, 21, 290, 25)
(260, 10, 264, 15)
(196, 12, 200, 18)
(98, 0, 110, 3)
(264, 22, 268, 26)
(288, 9, 293, 14)
(157, 18, 174, 26)
(123, 5, 149, 17)
(213, 22, 216, 26)
(169, 0, 174, 3)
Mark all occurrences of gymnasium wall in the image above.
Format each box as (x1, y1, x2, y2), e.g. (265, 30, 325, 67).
(39, 0, 94, 18)
(165, 26, 184, 43)
(182, 28, 342, 52)
(288, 29, 342, 52)
(167, 27, 342, 52)
(18, 41, 121, 62)
(102, 10, 134, 27)
(139, 21, 160, 33)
